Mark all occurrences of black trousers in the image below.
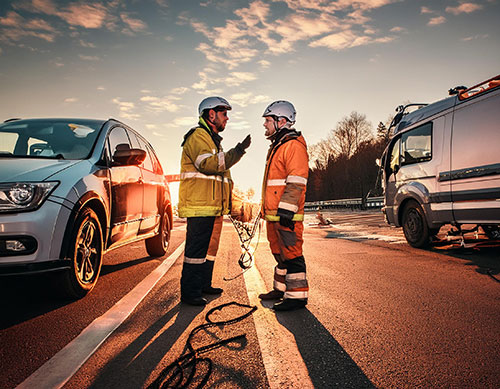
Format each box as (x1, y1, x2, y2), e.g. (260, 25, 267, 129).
(181, 216, 216, 298)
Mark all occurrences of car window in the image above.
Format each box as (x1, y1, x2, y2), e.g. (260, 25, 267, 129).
(400, 122, 432, 166)
(135, 136, 154, 172)
(388, 137, 401, 174)
(149, 145, 163, 175)
(107, 127, 131, 162)
(0, 120, 101, 159)
(0, 132, 18, 155)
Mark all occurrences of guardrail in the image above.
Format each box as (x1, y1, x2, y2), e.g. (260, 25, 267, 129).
(304, 196, 384, 211)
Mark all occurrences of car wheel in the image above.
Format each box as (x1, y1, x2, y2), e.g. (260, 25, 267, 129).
(481, 225, 500, 240)
(61, 208, 103, 299)
(145, 211, 171, 257)
(402, 200, 430, 248)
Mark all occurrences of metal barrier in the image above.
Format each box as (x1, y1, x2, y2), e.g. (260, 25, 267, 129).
(304, 196, 384, 211)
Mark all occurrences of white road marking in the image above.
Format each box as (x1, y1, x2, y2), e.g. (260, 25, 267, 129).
(17, 242, 185, 389)
(243, 251, 314, 388)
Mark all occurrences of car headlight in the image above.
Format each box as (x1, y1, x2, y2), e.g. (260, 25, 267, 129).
(0, 182, 59, 212)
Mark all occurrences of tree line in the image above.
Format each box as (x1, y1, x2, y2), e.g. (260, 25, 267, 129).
(306, 111, 393, 202)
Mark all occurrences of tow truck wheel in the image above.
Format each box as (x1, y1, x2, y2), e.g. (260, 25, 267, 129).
(402, 200, 430, 248)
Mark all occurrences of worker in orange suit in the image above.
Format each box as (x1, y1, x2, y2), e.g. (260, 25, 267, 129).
(259, 100, 309, 311)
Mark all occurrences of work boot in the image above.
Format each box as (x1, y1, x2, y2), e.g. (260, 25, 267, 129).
(181, 296, 208, 306)
(202, 286, 223, 295)
(202, 260, 223, 295)
(258, 290, 284, 300)
(273, 298, 307, 311)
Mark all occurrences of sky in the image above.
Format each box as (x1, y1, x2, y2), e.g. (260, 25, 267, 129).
(0, 0, 499, 203)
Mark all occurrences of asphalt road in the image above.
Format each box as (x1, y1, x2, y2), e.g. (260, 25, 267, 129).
(1, 211, 499, 388)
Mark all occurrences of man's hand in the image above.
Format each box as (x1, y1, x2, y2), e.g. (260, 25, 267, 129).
(279, 216, 295, 230)
(240, 134, 251, 150)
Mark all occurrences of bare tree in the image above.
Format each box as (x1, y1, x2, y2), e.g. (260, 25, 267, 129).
(309, 137, 336, 169)
(332, 111, 373, 157)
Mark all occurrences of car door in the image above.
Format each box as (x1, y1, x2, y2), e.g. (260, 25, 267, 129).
(450, 90, 500, 223)
(107, 126, 144, 246)
(131, 133, 163, 235)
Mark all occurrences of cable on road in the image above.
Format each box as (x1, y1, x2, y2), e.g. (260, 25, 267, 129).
(224, 215, 262, 281)
(147, 301, 257, 389)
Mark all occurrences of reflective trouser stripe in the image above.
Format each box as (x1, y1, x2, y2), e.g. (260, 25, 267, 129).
(284, 290, 308, 299)
(273, 266, 287, 292)
(184, 256, 206, 264)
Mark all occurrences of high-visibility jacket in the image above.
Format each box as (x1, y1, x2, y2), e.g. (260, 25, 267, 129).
(178, 118, 245, 218)
(262, 130, 308, 222)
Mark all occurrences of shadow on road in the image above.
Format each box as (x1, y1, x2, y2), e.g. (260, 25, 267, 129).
(0, 273, 71, 329)
(100, 255, 159, 276)
(90, 296, 259, 388)
(275, 308, 375, 389)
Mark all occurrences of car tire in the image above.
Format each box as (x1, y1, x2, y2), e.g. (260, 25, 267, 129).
(145, 211, 171, 257)
(60, 207, 103, 299)
(481, 225, 500, 240)
(402, 200, 430, 248)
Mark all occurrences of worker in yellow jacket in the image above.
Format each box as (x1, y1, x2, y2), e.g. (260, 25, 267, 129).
(179, 96, 251, 306)
(259, 100, 309, 311)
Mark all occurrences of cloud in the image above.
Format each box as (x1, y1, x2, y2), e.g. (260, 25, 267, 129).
(421, 6, 434, 14)
(112, 97, 140, 120)
(446, 3, 483, 15)
(461, 34, 489, 41)
(171, 87, 189, 94)
(167, 116, 197, 128)
(80, 40, 96, 48)
(64, 97, 78, 103)
(140, 95, 182, 113)
(224, 72, 258, 86)
(229, 92, 269, 107)
(120, 13, 148, 32)
(428, 16, 446, 25)
(258, 59, 271, 68)
(390, 26, 406, 33)
(97, 86, 106, 90)
(58, 3, 108, 29)
(310, 30, 394, 50)
(79, 54, 100, 61)
(187, 0, 399, 68)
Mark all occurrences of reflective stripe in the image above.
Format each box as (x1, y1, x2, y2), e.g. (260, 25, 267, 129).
(275, 267, 287, 276)
(286, 175, 307, 185)
(286, 272, 306, 280)
(267, 179, 286, 186)
(180, 171, 230, 183)
(184, 256, 206, 264)
(217, 152, 225, 171)
(206, 255, 216, 261)
(265, 214, 304, 221)
(274, 280, 286, 291)
(278, 201, 299, 213)
(284, 290, 308, 299)
(194, 153, 213, 169)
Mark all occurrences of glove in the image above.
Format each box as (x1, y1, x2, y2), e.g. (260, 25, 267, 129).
(237, 134, 251, 151)
(277, 207, 295, 230)
(279, 216, 295, 231)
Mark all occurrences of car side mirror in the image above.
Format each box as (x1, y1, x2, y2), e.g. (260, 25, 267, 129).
(112, 148, 146, 166)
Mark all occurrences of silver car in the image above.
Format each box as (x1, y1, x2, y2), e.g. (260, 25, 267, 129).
(0, 118, 173, 298)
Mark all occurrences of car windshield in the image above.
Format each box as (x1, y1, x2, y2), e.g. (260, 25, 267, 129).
(0, 119, 103, 159)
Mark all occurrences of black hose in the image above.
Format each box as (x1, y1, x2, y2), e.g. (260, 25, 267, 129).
(147, 302, 257, 388)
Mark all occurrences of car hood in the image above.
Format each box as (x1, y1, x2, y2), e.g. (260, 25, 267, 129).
(0, 158, 82, 182)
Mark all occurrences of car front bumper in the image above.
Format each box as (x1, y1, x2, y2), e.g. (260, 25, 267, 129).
(0, 197, 73, 272)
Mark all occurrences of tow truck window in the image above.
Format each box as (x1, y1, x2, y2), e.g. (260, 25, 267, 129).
(400, 122, 432, 166)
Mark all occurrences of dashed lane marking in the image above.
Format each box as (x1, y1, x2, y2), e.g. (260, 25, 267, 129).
(243, 251, 314, 388)
(17, 242, 185, 389)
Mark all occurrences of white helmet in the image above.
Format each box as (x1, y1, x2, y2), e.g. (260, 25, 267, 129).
(198, 96, 232, 116)
(262, 100, 296, 123)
